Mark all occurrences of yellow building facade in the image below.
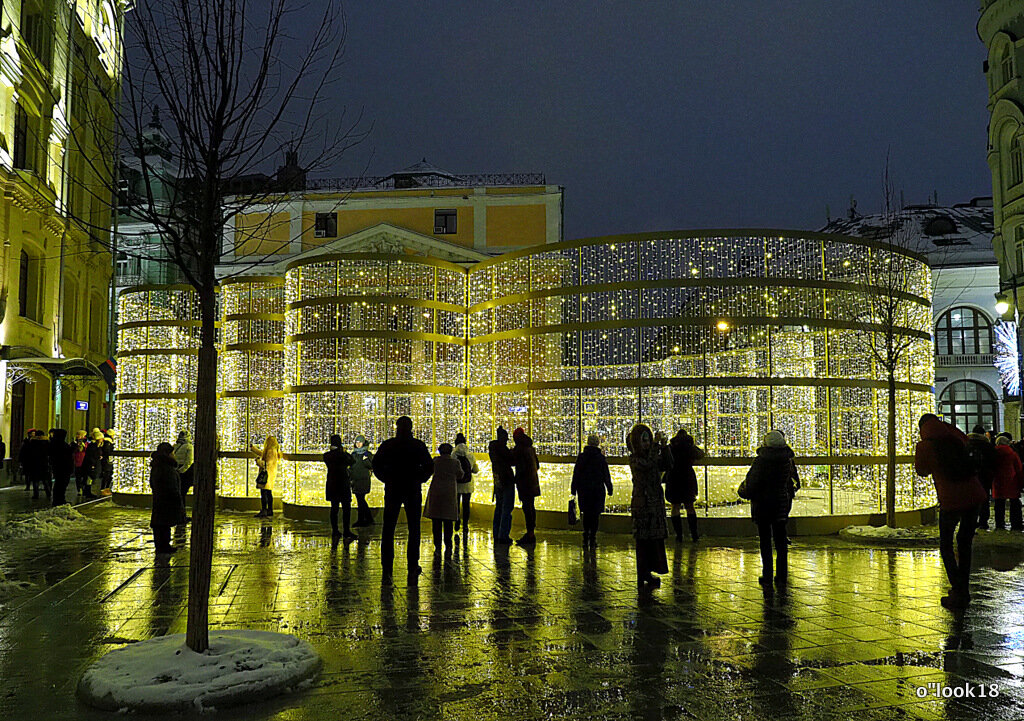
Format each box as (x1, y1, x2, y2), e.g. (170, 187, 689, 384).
(0, 1, 124, 457)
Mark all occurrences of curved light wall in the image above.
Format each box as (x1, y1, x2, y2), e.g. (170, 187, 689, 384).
(114, 231, 935, 517)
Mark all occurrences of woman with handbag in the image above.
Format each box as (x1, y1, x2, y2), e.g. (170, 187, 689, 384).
(453, 433, 479, 533)
(628, 425, 673, 590)
(571, 434, 613, 548)
(250, 436, 282, 518)
(665, 429, 704, 543)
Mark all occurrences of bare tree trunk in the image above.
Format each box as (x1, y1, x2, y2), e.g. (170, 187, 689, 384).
(886, 371, 897, 528)
(186, 284, 218, 653)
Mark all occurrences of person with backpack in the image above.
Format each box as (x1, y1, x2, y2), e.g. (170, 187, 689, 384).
(993, 433, 1024, 531)
(915, 414, 987, 610)
(571, 434, 613, 547)
(452, 433, 478, 533)
(664, 429, 704, 542)
(966, 425, 996, 531)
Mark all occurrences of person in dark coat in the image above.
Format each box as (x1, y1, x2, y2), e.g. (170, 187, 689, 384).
(571, 434, 613, 547)
(372, 416, 434, 585)
(488, 426, 516, 544)
(966, 425, 996, 531)
(349, 435, 375, 527)
(18, 429, 34, 490)
(72, 430, 96, 499)
(511, 428, 541, 546)
(628, 424, 673, 590)
(324, 434, 355, 540)
(48, 429, 75, 506)
(915, 414, 987, 609)
(424, 443, 463, 556)
(100, 431, 115, 491)
(23, 430, 51, 500)
(84, 431, 104, 495)
(149, 442, 184, 555)
(739, 430, 799, 592)
(665, 429, 704, 543)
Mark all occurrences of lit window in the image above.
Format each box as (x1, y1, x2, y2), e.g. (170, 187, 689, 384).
(939, 381, 999, 434)
(314, 212, 337, 238)
(935, 307, 993, 355)
(434, 209, 457, 234)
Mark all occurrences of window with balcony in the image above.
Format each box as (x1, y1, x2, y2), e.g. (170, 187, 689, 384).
(935, 307, 993, 356)
(939, 381, 999, 435)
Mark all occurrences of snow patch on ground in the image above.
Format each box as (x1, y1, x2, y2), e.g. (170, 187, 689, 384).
(0, 570, 35, 599)
(839, 524, 939, 544)
(0, 505, 95, 541)
(77, 630, 321, 712)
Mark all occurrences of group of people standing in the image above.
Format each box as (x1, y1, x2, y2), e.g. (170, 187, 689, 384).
(13, 428, 114, 505)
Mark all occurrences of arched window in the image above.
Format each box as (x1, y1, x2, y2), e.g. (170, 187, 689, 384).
(939, 381, 999, 435)
(935, 307, 993, 356)
(1001, 45, 1015, 87)
(1011, 134, 1024, 188)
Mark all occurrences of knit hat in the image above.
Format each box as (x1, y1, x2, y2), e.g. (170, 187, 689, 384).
(512, 427, 525, 441)
(763, 430, 786, 448)
(454, 432, 467, 446)
(438, 443, 453, 455)
(329, 434, 342, 449)
(587, 434, 600, 447)
(996, 435, 1011, 446)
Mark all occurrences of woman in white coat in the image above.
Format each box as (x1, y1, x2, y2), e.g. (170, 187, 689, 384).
(453, 433, 479, 533)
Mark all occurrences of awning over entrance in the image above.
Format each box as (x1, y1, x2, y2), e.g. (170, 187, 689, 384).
(2, 354, 113, 387)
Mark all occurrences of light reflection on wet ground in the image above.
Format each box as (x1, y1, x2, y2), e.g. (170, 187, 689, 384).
(1, 492, 1023, 720)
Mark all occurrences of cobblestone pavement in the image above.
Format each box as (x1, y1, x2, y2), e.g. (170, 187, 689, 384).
(2, 491, 1024, 720)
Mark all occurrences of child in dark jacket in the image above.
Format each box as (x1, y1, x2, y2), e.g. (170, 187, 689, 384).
(571, 435, 613, 547)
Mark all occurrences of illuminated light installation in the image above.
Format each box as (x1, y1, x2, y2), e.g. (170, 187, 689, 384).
(114, 231, 936, 517)
(994, 321, 1020, 397)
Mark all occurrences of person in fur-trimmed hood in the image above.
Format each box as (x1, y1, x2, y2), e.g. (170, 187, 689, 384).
(627, 424, 673, 590)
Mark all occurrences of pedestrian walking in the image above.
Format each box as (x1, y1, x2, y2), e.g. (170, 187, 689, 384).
(914, 414, 986, 610)
(665, 429, 704, 542)
(19, 429, 34, 490)
(571, 435, 613, 547)
(72, 431, 95, 499)
(250, 436, 282, 518)
(738, 430, 800, 592)
(993, 433, 1023, 531)
(424, 443, 463, 557)
(173, 431, 194, 506)
(24, 430, 51, 500)
(324, 434, 355, 540)
(628, 425, 673, 589)
(0, 434, 6, 485)
(511, 428, 541, 546)
(372, 416, 433, 584)
(966, 425, 996, 531)
(453, 433, 478, 533)
(48, 429, 74, 506)
(350, 435, 375, 527)
(149, 442, 184, 555)
(488, 426, 516, 544)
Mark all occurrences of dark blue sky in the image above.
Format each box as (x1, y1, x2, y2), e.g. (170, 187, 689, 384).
(329, 1, 989, 239)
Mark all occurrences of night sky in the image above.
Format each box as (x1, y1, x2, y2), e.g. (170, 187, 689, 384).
(322, 1, 989, 239)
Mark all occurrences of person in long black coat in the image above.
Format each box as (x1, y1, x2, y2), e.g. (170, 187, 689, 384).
(149, 442, 184, 555)
(739, 430, 800, 591)
(324, 434, 355, 540)
(23, 430, 51, 500)
(48, 429, 75, 506)
(488, 426, 516, 544)
(665, 429, 704, 542)
(372, 416, 434, 584)
(571, 434, 613, 547)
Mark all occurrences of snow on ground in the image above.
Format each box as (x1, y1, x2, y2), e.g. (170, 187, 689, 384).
(839, 524, 939, 544)
(0, 505, 95, 542)
(77, 630, 322, 712)
(0, 570, 35, 598)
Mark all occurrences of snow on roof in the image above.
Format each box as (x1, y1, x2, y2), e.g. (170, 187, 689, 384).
(819, 198, 996, 269)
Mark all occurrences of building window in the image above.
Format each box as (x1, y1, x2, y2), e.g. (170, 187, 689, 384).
(314, 212, 337, 238)
(89, 294, 105, 353)
(62, 277, 79, 339)
(13, 105, 30, 171)
(935, 307, 993, 356)
(434, 209, 457, 234)
(939, 381, 999, 435)
(1011, 134, 1024, 188)
(21, 0, 53, 71)
(1001, 45, 1015, 88)
(17, 248, 42, 321)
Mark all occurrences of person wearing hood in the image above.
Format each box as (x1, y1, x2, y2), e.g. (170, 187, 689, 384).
(72, 430, 96, 499)
(992, 433, 1023, 531)
(628, 424, 673, 590)
(149, 442, 184, 555)
(453, 433, 479, 533)
(173, 431, 195, 504)
(571, 435, 613, 547)
(511, 427, 541, 546)
(23, 430, 51, 500)
(48, 429, 75, 506)
(664, 429, 705, 543)
(324, 434, 355, 540)
(350, 435, 375, 527)
(915, 413, 987, 609)
(424, 443, 463, 556)
(966, 425, 996, 531)
(488, 426, 516, 544)
(739, 430, 799, 592)
(372, 416, 434, 584)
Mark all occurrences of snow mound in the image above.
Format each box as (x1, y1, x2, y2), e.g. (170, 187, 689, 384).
(839, 524, 939, 544)
(0, 570, 35, 599)
(77, 630, 321, 712)
(0, 505, 95, 541)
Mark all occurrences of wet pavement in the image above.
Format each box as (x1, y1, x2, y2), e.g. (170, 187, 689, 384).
(2, 490, 1024, 720)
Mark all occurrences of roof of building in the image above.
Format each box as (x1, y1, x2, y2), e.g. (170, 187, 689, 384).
(819, 197, 996, 268)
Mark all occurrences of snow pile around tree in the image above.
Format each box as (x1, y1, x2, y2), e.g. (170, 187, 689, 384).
(839, 524, 939, 544)
(0, 570, 35, 599)
(0, 505, 95, 541)
(77, 630, 321, 712)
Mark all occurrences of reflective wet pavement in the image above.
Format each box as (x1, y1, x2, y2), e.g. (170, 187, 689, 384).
(2, 490, 1024, 720)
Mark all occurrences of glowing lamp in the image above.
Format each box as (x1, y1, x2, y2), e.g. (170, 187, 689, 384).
(716, 320, 731, 332)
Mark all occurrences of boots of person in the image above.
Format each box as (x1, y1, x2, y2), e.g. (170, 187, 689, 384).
(687, 514, 699, 542)
(670, 515, 683, 542)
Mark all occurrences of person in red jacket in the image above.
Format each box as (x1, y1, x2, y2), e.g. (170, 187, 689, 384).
(914, 414, 987, 610)
(993, 433, 1024, 531)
